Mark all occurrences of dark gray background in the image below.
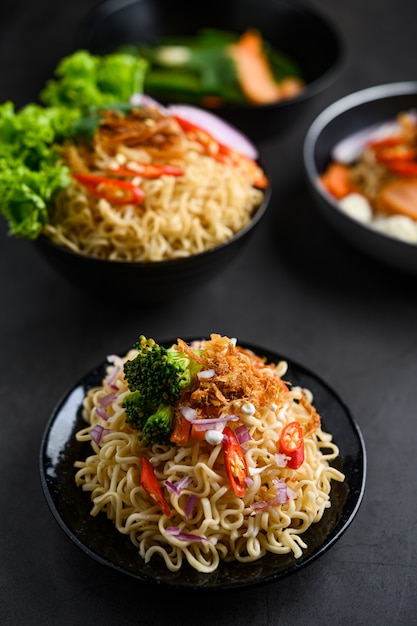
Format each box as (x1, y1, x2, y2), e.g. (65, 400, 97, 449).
(1, 0, 416, 624)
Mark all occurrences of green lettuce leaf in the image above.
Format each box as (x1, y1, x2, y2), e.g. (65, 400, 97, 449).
(40, 50, 148, 109)
(0, 49, 148, 239)
(0, 158, 70, 239)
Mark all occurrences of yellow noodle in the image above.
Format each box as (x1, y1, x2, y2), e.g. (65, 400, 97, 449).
(74, 339, 345, 573)
(45, 149, 264, 262)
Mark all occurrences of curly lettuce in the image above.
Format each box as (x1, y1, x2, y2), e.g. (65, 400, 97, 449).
(40, 50, 148, 109)
(0, 50, 148, 239)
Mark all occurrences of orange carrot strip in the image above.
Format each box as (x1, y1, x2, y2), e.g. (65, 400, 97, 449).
(190, 423, 208, 440)
(375, 179, 417, 220)
(228, 29, 282, 105)
(320, 162, 355, 200)
(170, 413, 191, 445)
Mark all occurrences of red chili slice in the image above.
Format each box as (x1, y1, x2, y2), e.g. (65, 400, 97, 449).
(72, 173, 144, 204)
(140, 456, 171, 517)
(173, 115, 268, 189)
(112, 163, 184, 179)
(382, 160, 417, 177)
(367, 136, 406, 149)
(278, 421, 305, 469)
(374, 145, 416, 163)
(222, 426, 248, 497)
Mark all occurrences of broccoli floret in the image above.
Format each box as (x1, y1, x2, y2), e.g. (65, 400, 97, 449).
(142, 404, 174, 445)
(122, 335, 200, 445)
(122, 390, 147, 430)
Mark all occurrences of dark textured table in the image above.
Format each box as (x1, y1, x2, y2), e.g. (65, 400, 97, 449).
(1, 1, 416, 624)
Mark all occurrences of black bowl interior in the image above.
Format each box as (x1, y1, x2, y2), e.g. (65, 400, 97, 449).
(303, 81, 417, 273)
(76, 0, 343, 139)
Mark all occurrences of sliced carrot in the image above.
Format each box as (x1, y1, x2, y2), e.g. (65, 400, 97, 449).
(319, 162, 355, 200)
(237, 28, 264, 55)
(190, 423, 208, 440)
(228, 29, 282, 105)
(279, 77, 304, 100)
(170, 413, 191, 445)
(375, 179, 417, 220)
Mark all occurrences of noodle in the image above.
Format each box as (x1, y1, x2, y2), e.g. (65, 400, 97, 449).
(43, 106, 265, 262)
(74, 335, 345, 573)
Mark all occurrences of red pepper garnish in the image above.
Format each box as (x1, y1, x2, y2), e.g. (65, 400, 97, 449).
(278, 421, 305, 469)
(228, 151, 269, 189)
(374, 145, 416, 163)
(72, 173, 144, 204)
(140, 456, 171, 516)
(173, 115, 220, 156)
(382, 159, 417, 177)
(170, 413, 191, 445)
(111, 162, 184, 179)
(367, 136, 406, 149)
(222, 426, 248, 497)
(173, 115, 268, 189)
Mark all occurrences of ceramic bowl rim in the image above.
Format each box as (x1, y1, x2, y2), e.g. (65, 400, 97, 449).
(303, 80, 417, 251)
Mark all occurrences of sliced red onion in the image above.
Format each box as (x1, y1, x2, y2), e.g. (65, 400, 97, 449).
(286, 486, 298, 500)
(273, 478, 297, 503)
(249, 479, 296, 515)
(90, 425, 111, 444)
(275, 452, 289, 468)
(180, 406, 197, 422)
(90, 424, 113, 444)
(105, 365, 121, 387)
(275, 483, 288, 505)
(185, 494, 197, 519)
(166, 103, 259, 160)
(249, 500, 270, 516)
(176, 475, 192, 490)
(331, 119, 401, 164)
(235, 423, 251, 445)
(90, 424, 104, 444)
(98, 391, 117, 407)
(191, 414, 239, 431)
(164, 480, 181, 496)
(95, 406, 109, 421)
(130, 93, 165, 110)
(164, 474, 192, 496)
(175, 532, 212, 543)
(245, 476, 254, 487)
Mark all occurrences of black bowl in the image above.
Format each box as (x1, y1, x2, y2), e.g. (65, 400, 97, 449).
(40, 339, 366, 590)
(76, 0, 343, 141)
(35, 182, 270, 304)
(303, 81, 417, 274)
